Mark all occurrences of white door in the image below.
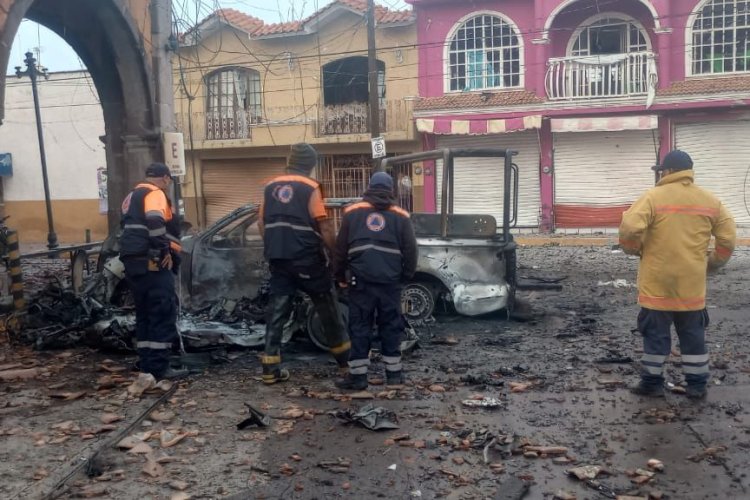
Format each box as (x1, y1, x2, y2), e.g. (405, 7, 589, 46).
(435, 132, 541, 228)
(553, 130, 658, 228)
(676, 120, 750, 227)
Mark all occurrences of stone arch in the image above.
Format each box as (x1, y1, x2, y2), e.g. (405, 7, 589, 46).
(0, 0, 167, 231)
(542, 0, 661, 40)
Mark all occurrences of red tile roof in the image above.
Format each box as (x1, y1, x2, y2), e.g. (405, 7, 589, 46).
(658, 76, 750, 96)
(212, 9, 264, 34)
(193, 1, 412, 39)
(414, 91, 545, 112)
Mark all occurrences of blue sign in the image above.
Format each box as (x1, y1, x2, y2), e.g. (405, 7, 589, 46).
(0, 153, 12, 177)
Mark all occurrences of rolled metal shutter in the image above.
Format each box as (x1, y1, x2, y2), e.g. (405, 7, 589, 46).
(202, 158, 286, 225)
(435, 132, 541, 228)
(553, 130, 658, 228)
(675, 120, 750, 227)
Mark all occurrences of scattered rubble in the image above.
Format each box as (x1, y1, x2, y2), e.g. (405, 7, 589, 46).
(332, 404, 400, 431)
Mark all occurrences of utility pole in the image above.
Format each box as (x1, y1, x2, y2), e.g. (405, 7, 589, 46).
(16, 52, 58, 251)
(366, 0, 384, 172)
(152, 0, 183, 223)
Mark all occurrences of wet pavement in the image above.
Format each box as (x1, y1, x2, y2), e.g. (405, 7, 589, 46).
(1, 246, 750, 499)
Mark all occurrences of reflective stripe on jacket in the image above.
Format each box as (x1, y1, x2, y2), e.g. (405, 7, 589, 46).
(341, 201, 410, 284)
(262, 174, 322, 263)
(619, 170, 736, 311)
(119, 183, 179, 258)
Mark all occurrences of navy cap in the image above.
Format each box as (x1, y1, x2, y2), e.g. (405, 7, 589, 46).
(369, 172, 394, 191)
(145, 162, 172, 178)
(652, 150, 693, 172)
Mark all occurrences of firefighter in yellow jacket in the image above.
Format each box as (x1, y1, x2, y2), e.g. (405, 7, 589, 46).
(619, 150, 736, 399)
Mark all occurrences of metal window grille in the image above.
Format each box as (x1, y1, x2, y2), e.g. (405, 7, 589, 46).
(205, 68, 263, 139)
(691, 0, 750, 75)
(448, 15, 522, 91)
(319, 155, 415, 229)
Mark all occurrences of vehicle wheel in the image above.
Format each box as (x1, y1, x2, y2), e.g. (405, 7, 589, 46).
(401, 282, 435, 321)
(307, 300, 349, 351)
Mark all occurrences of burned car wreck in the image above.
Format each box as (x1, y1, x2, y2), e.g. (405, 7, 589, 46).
(16, 149, 533, 353)
(173, 147, 521, 319)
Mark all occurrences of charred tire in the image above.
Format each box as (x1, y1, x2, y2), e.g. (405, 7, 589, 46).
(401, 282, 436, 321)
(307, 301, 349, 351)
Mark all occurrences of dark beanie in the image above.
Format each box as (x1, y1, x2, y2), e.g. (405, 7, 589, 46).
(288, 143, 318, 172)
(652, 150, 693, 172)
(369, 171, 394, 191)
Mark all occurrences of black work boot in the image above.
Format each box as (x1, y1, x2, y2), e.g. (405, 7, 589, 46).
(160, 367, 189, 380)
(386, 370, 405, 387)
(262, 364, 290, 385)
(335, 373, 368, 391)
(686, 385, 707, 400)
(629, 381, 665, 397)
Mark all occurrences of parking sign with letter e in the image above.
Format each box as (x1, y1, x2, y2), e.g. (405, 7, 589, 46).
(371, 137, 386, 159)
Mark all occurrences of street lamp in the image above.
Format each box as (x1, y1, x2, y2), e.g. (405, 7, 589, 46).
(15, 51, 58, 251)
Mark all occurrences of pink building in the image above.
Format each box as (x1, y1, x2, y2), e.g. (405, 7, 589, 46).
(407, 0, 750, 232)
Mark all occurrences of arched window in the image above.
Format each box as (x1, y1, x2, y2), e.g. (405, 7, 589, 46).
(447, 13, 522, 92)
(205, 68, 262, 124)
(690, 0, 750, 75)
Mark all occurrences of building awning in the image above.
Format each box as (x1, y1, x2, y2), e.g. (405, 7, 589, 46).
(551, 115, 658, 133)
(416, 115, 543, 135)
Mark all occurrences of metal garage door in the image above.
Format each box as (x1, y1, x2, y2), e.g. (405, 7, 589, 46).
(553, 130, 658, 228)
(676, 120, 750, 227)
(435, 132, 541, 228)
(202, 158, 286, 225)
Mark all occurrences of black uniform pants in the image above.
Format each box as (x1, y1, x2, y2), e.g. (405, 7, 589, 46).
(348, 281, 403, 376)
(263, 260, 350, 370)
(637, 307, 710, 389)
(125, 263, 178, 378)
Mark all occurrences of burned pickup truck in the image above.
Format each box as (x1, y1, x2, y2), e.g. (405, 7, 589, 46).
(172, 148, 520, 320)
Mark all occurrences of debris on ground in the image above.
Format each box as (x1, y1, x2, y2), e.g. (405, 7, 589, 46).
(461, 396, 503, 408)
(332, 404, 400, 430)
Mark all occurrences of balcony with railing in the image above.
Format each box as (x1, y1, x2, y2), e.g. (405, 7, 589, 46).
(545, 52, 656, 101)
(316, 100, 412, 137)
(203, 110, 262, 140)
(176, 99, 415, 148)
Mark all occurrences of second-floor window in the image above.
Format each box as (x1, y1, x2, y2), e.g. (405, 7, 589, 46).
(205, 68, 262, 123)
(571, 17, 649, 56)
(691, 0, 750, 75)
(448, 13, 522, 92)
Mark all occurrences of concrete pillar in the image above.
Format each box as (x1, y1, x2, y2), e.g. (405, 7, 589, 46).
(422, 134, 436, 213)
(538, 119, 554, 233)
(658, 115, 673, 163)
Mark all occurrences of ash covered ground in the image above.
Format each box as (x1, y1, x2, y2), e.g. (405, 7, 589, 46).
(2, 245, 749, 499)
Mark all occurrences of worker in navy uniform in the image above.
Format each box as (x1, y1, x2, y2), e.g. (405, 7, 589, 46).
(258, 143, 351, 384)
(119, 163, 187, 380)
(334, 172, 418, 390)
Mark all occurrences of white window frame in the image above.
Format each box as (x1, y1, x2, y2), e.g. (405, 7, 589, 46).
(443, 10, 525, 94)
(205, 67, 263, 123)
(566, 13, 652, 56)
(686, 0, 750, 77)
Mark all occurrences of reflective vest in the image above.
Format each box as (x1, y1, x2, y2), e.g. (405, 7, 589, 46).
(262, 174, 322, 263)
(119, 183, 181, 258)
(343, 201, 409, 284)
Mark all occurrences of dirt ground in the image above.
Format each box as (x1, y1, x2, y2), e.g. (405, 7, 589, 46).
(2, 245, 750, 500)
